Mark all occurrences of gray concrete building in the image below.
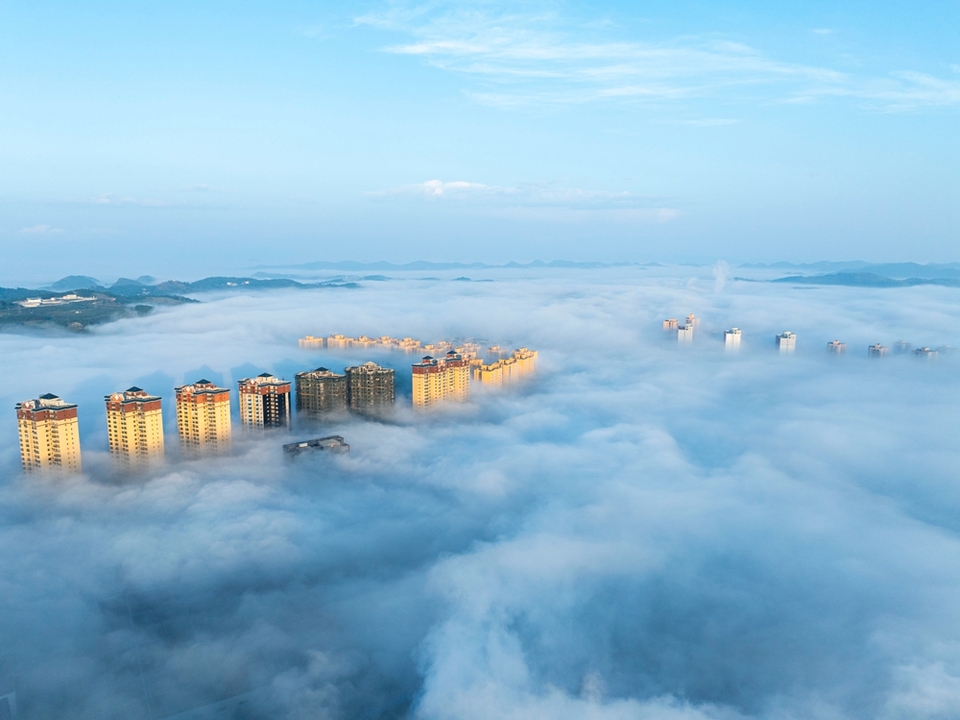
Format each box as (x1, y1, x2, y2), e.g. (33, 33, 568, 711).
(346, 362, 395, 416)
(295, 367, 347, 416)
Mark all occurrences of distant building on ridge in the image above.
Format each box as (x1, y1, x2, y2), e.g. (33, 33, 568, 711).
(16, 394, 82, 474)
(105, 387, 164, 467)
(175, 380, 231, 453)
(238, 373, 291, 428)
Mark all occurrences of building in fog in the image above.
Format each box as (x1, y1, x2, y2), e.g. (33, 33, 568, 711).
(283, 434, 349, 458)
(238, 373, 291, 428)
(663, 318, 679, 331)
(893, 341, 912, 354)
(677, 325, 694, 343)
(412, 351, 470, 408)
(175, 380, 231, 452)
(686, 314, 700, 330)
(472, 348, 538, 386)
(346, 362, 395, 415)
(16, 394, 82, 474)
(868, 343, 888, 358)
(298, 335, 325, 349)
(724, 328, 741, 349)
(827, 340, 846, 354)
(296, 367, 347, 416)
(105, 387, 164, 467)
(914, 347, 938, 359)
(776, 332, 797, 352)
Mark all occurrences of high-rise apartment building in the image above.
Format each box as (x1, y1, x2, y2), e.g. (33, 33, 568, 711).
(686, 314, 700, 330)
(174, 380, 231, 452)
(345, 362, 395, 415)
(827, 340, 846, 354)
(105, 387, 164, 467)
(724, 328, 742, 349)
(663, 319, 679, 331)
(776, 332, 797, 352)
(295, 367, 348, 416)
(677, 325, 694, 343)
(868, 343, 888, 358)
(412, 351, 470, 408)
(16, 394, 82, 474)
(238, 373, 291, 428)
(472, 348, 538, 386)
(298, 335, 325, 349)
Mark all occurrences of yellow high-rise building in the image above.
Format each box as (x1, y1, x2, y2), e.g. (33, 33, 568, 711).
(412, 352, 470, 408)
(16, 393, 82, 474)
(472, 348, 538, 387)
(175, 379, 231, 452)
(104, 387, 165, 467)
(298, 335, 325, 349)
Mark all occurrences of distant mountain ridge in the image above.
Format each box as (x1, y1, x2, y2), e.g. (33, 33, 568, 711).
(771, 272, 960, 288)
(257, 260, 646, 272)
(36, 276, 358, 298)
(745, 261, 960, 280)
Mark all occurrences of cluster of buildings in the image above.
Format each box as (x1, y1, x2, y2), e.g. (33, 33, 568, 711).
(299, 333, 482, 358)
(17, 293, 97, 308)
(664, 316, 944, 357)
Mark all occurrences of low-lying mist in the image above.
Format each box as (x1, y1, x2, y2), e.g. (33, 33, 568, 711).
(2, 267, 960, 719)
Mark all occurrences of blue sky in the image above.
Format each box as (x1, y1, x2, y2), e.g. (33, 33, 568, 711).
(1, 0, 958, 276)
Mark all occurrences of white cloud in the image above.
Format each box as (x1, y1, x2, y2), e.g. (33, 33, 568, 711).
(20, 224, 64, 235)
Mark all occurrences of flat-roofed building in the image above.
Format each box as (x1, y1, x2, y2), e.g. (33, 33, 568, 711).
(777, 332, 797, 353)
(283, 435, 349, 458)
(678, 325, 694, 343)
(295, 367, 347, 416)
(868, 343, 888, 358)
(105, 387, 164, 467)
(472, 348, 538, 386)
(175, 380, 231, 452)
(663, 319, 679, 331)
(298, 335, 325, 349)
(326, 334, 351, 349)
(828, 340, 846, 354)
(398, 337, 422, 352)
(412, 351, 470, 408)
(239, 373, 291, 428)
(16, 394, 82, 474)
(346, 362, 395, 416)
(724, 328, 742, 349)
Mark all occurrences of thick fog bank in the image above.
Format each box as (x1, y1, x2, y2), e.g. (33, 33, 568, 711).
(1, 269, 960, 719)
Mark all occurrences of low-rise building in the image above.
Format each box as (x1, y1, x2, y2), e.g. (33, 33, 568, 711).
(283, 435, 349, 458)
(724, 328, 742, 349)
(776, 332, 797, 352)
(295, 367, 348, 416)
(16, 394, 82, 474)
(238, 373, 291, 428)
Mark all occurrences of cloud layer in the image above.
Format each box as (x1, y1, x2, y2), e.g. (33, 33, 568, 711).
(2, 268, 960, 718)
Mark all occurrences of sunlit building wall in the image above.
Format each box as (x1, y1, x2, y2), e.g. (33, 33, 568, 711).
(238, 373, 291, 428)
(412, 352, 470, 408)
(175, 380, 231, 452)
(16, 394, 82, 474)
(105, 387, 164, 467)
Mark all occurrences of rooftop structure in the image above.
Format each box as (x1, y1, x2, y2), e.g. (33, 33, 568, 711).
(283, 435, 349, 458)
(16, 394, 82, 474)
(412, 351, 470, 408)
(345, 362, 395, 416)
(295, 367, 347, 416)
(174, 380, 231, 453)
(868, 344, 888, 358)
(827, 340, 846, 354)
(238, 373, 291, 428)
(776, 332, 797, 353)
(105, 387, 164, 468)
(724, 328, 741, 349)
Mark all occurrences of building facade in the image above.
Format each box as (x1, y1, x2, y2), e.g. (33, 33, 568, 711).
(346, 362, 395, 415)
(412, 351, 470, 408)
(105, 387, 164, 467)
(238, 373, 291, 428)
(472, 348, 538, 386)
(174, 380, 231, 452)
(827, 340, 846, 354)
(662, 318, 679, 331)
(16, 394, 82, 474)
(295, 367, 348, 416)
(868, 343, 888, 358)
(725, 328, 742, 349)
(298, 335, 325, 349)
(776, 332, 797, 352)
(677, 325, 695, 343)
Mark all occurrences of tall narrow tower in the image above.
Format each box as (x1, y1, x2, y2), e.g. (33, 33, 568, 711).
(16, 394, 82, 474)
(174, 379, 231, 453)
(412, 351, 470, 408)
(238, 373, 291, 428)
(105, 387, 165, 467)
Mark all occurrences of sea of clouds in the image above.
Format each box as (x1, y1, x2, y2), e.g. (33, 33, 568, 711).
(2, 267, 960, 720)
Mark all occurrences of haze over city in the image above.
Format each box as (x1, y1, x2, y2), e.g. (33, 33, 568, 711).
(2, 2, 959, 720)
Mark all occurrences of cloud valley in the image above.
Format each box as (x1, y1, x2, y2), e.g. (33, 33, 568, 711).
(1, 268, 960, 719)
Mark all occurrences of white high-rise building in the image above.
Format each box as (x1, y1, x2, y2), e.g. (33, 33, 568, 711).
(724, 328, 741, 349)
(776, 332, 796, 353)
(677, 325, 694, 343)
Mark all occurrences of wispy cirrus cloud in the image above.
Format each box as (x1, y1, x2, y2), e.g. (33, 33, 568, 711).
(20, 224, 64, 235)
(355, 4, 960, 112)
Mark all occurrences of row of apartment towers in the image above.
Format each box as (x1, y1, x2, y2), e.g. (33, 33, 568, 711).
(15, 362, 396, 474)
